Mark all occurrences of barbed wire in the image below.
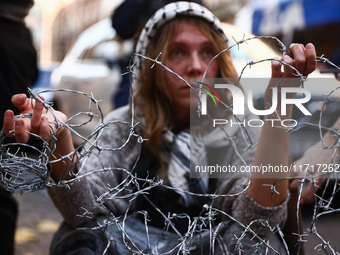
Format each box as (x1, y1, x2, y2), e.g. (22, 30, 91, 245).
(0, 34, 339, 254)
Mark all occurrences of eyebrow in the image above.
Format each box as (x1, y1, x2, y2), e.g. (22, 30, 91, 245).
(170, 41, 214, 47)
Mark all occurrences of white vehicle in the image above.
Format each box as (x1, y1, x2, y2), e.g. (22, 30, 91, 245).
(50, 19, 133, 145)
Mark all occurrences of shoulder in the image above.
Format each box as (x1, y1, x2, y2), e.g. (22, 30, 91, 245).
(80, 104, 142, 171)
(104, 105, 131, 122)
(82, 105, 141, 152)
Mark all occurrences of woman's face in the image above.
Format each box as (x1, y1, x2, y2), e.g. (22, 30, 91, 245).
(163, 19, 219, 122)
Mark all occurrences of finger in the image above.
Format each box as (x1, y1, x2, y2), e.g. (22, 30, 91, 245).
(289, 178, 300, 191)
(283, 55, 295, 78)
(39, 116, 51, 140)
(289, 43, 306, 75)
(31, 99, 44, 134)
(300, 181, 316, 204)
(270, 57, 282, 79)
(3, 110, 15, 137)
(299, 177, 325, 204)
(11, 94, 29, 112)
(268, 57, 282, 90)
(304, 43, 317, 75)
(14, 119, 29, 143)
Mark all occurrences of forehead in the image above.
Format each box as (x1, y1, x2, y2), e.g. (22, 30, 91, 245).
(171, 19, 212, 42)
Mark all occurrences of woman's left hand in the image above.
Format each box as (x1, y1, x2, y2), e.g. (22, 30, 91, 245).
(271, 43, 317, 80)
(248, 43, 317, 207)
(264, 43, 317, 118)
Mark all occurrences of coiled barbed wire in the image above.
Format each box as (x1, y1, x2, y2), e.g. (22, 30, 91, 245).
(0, 35, 339, 254)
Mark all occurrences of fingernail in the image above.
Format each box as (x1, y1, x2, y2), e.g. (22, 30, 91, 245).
(14, 94, 25, 103)
(271, 60, 277, 67)
(306, 43, 314, 50)
(16, 120, 23, 126)
(284, 55, 291, 62)
(5, 111, 11, 118)
(36, 100, 42, 106)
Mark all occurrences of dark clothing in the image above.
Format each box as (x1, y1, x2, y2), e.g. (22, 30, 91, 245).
(111, 0, 152, 40)
(111, 0, 203, 40)
(0, 1, 38, 254)
(0, 0, 34, 25)
(0, 17, 38, 127)
(0, 189, 18, 255)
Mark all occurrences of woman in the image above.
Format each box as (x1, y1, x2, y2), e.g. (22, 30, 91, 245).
(3, 2, 316, 254)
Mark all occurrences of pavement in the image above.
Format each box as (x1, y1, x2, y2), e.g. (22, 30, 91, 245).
(13, 189, 340, 255)
(14, 190, 62, 255)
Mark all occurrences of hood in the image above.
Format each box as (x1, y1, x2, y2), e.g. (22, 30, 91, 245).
(132, 1, 228, 87)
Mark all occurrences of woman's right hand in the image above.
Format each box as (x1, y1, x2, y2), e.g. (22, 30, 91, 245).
(4, 94, 77, 181)
(3, 94, 67, 143)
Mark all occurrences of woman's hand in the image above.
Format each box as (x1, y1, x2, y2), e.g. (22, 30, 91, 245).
(3, 94, 76, 181)
(264, 43, 317, 119)
(3, 94, 67, 143)
(248, 43, 317, 207)
(271, 43, 316, 80)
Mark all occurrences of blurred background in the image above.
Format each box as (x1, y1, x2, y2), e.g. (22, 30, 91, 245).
(13, 0, 340, 254)
(27, 0, 340, 145)
(27, 0, 340, 66)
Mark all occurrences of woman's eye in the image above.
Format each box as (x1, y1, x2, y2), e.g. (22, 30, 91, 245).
(172, 50, 183, 57)
(202, 49, 213, 57)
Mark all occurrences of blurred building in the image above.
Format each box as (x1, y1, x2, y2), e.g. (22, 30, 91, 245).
(204, 0, 249, 22)
(27, 0, 251, 64)
(27, 0, 122, 63)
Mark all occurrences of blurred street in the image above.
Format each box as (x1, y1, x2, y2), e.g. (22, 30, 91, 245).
(14, 190, 62, 255)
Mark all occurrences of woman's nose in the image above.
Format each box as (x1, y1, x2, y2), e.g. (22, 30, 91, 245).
(187, 52, 204, 75)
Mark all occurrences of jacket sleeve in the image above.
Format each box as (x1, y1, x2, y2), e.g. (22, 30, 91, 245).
(48, 106, 142, 227)
(214, 111, 289, 236)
